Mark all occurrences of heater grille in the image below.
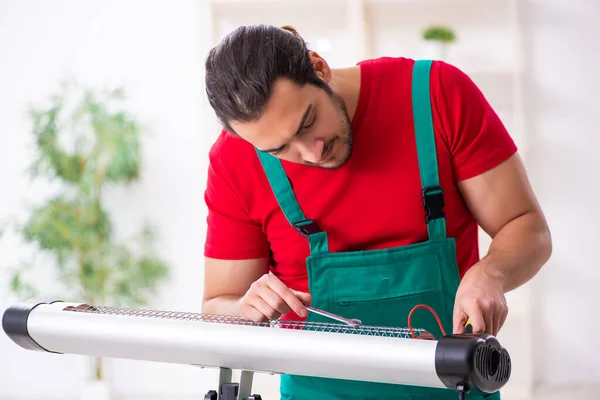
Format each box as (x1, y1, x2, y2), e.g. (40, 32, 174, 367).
(63, 303, 422, 339)
(474, 343, 512, 383)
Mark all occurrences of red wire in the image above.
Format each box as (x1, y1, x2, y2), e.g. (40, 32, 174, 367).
(407, 304, 446, 339)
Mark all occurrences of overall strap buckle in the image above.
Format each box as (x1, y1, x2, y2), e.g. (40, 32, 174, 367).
(422, 186, 445, 222)
(293, 219, 322, 237)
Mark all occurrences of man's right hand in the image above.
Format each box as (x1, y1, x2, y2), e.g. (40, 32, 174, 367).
(237, 272, 311, 322)
(202, 257, 311, 323)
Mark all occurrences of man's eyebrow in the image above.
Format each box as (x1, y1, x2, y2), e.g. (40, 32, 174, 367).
(258, 104, 312, 153)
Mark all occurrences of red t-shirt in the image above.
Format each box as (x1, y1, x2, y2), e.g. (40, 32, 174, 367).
(204, 57, 517, 300)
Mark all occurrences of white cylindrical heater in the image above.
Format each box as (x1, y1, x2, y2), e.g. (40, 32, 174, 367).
(3, 299, 511, 399)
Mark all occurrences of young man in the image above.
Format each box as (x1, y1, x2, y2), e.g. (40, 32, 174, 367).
(200, 24, 552, 399)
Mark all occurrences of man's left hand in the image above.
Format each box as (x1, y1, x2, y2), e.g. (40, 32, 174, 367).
(452, 264, 508, 336)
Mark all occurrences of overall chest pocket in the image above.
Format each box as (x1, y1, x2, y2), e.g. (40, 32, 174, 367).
(324, 253, 449, 332)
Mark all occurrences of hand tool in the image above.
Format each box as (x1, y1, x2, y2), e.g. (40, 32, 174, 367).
(305, 306, 362, 328)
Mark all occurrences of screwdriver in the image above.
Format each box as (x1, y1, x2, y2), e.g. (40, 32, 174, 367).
(464, 318, 473, 334)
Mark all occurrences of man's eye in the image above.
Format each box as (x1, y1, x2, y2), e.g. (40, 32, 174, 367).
(271, 146, 285, 155)
(304, 114, 316, 129)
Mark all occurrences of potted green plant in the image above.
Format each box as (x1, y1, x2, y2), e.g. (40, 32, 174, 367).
(421, 24, 456, 61)
(3, 81, 171, 400)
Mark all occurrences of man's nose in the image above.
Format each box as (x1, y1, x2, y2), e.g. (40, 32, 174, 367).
(297, 139, 324, 163)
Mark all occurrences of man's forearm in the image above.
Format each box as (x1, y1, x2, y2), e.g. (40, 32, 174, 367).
(202, 295, 242, 316)
(476, 209, 552, 293)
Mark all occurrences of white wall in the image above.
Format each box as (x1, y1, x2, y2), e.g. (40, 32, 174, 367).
(0, 0, 598, 399)
(0, 0, 242, 399)
(522, 0, 600, 390)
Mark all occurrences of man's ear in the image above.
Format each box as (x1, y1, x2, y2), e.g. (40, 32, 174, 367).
(308, 51, 331, 82)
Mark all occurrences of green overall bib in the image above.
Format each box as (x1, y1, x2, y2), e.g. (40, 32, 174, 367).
(255, 60, 501, 400)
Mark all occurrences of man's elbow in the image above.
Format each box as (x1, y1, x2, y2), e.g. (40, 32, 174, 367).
(533, 209, 553, 267)
(201, 293, 243, 317)
(201, 294, 219, 314)
(200, 297, 211, 314)
(541, 225, 553, 265)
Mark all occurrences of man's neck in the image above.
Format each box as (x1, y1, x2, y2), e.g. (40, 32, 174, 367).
(329, 65, 362, 121)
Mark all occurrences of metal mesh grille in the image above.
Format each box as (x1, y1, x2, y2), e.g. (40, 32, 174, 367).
(63, 304, 422, 338)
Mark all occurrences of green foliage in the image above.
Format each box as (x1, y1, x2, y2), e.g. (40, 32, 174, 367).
(422, 25, 456, 43)
(4, 81, 170, 309)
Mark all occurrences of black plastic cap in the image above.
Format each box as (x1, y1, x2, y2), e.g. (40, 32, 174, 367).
(434, 333, 511, 393)
(2, 299, 63, 353)
(204, 390, 218, 400)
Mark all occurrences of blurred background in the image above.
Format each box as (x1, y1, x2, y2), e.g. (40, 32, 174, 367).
(0, 0, 598, 399)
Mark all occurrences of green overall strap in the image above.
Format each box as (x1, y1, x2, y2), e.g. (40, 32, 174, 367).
(255, 150, 330, 255)
(411, 60, 447, 240)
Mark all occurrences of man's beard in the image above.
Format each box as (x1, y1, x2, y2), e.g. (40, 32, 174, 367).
(313, 88, 354, 170)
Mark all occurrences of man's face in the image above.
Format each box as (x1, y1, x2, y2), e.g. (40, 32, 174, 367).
(229, 77, 354, 169)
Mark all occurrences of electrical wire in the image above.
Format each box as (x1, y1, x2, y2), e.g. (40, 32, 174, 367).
(407, 304, 446, 339)
(455, 384, 469, 400)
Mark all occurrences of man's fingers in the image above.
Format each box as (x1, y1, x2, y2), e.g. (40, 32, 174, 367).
(260, 287, 292, 315)
(279, 288, 309, 318)
(496, 304, 509, 336)
(492, 305, 501, 336)
(463, 304, 486, 334)
(266, 273, 309, 318)
(453, 308, 468, 334)
(239, 301, 270, 322)
(291, 290, 312, 305)
(243, 273, 311, 320)
(455, 300, 510, 336)
(483, 303, 494, 335)
(249, 296, 281, 321)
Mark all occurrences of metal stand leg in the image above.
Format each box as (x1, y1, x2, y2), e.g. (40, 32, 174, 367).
(239, 370, 254, 400)
(219, 367, 234, 396)
(203, 367, 262, 400)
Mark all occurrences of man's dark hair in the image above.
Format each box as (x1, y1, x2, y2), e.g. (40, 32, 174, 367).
(204, 24, 331, 133)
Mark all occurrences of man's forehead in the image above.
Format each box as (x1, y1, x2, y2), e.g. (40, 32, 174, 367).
(232, 79, 312, 146)
(265, 78, 310, 118)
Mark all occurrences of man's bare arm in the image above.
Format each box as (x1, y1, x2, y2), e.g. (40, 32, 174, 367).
(458, 153, 552, 292)
(452, 153, 552, 334)
(202, 257, 311, 321)
(202, 257, 269, 316)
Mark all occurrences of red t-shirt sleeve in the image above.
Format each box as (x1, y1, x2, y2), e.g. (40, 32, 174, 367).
(433, 61, 518, 181)
(204, 142, 270, 260)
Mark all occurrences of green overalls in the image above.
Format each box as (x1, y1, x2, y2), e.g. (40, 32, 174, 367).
(255, 60, 501, 400)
